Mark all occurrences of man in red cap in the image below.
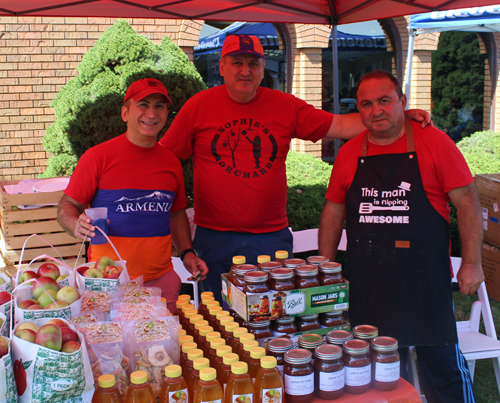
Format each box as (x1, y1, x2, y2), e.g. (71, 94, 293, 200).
(58, 78, 208, 312)
(160, 35, 430, 302)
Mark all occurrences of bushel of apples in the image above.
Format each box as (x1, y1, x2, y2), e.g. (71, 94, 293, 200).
(77, 256, 123, 279)
(14, 319, 81, 353)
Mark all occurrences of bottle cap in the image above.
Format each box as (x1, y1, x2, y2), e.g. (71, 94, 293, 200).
(181, 342, 198, 354)
(130, 371, 148, 385)
(182, 304, 195, 313)
(216, 345, 232, 357)
(195, 320, 209, 330)
(178, 294, 191, 301)
(275, 250, 288, 259)
(201, 295, 215, 304)
(239, 333, 255, 344)
(223, 353, 239, 365)
(210, 338, 226, 349)
(260, 356, 277, 369)
(199, 326, 214, 337)
(243, 340, 259, 352)
(250, 347, 266, 359)
(165, 365, 182, 378)
(161, 297, 167, 303)
(231, 361, 248, 374)
(200, 367, 216, 381)
(205, 300, 220, 308)
(233, 328, 248, 339)
(209, 306, 223, 316)
(184, 309, 198, 319)
(219, 316, 235, 327)
(258, 255, 271, 263)
(200, 291, 214, 299)
(189, 314, 204, 324)
(224, 322, 239, 333)
(176, 300, 189, 309)
(232, 256, 246, 265)
(180, 335, 194, 345)
(187, 349, 204, 361)
(206, 332, 222, 343)
(216, 311, 230, 321)
(193, 357, 210, 370)
(98, 374, 115, 388)
(180, 329, 186, 336)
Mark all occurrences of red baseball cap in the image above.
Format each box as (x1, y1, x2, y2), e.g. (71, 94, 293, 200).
(221, 35, 265, 59)
(123, 78, 172, 105)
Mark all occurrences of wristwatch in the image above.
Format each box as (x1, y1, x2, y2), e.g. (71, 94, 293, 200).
(179, 248, 196, 262)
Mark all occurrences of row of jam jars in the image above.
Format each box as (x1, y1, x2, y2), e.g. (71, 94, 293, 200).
(266, 338, 294, 377)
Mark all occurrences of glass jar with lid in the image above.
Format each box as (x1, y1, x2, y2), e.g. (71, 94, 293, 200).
(318, 262, 343, 286)
(232, 264, 258, 289)
(247, 321, 272, 340)
(244, 271, 270, 294)
(272, 317, 297, 336)
(294, 265, 320, 289)
(371, 336, 400, 391)
(284, 349, 314, 403)
(353, 325, 379, 342)
(269, 268, 295, 292)
(298, 333, 324, 364)
(230, 255, 246, 281)
(314, 344, 344, 400)
(259, 261, 282, 273)
(266, 337, 294, 377)
(342, 339, 371, 394)
(284, 258, 306, 269)
(297, 314, 321, 332)
(326, 330, 353, 347)
(275, 250, 289, 266)
(306, 256, 329, 266)
(320, 310, 345, 328)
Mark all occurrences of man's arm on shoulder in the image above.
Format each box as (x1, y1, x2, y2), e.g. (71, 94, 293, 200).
(318, 199, 346, 261)
(57, 194, 93, 242)
(448, 183, 484, 295)
(169, 209, 208, 282)
(325, 109, 432, 140)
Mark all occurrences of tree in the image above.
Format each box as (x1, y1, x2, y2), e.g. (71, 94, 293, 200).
(431, 31, 485, 142)
(41, 20, 206, 177)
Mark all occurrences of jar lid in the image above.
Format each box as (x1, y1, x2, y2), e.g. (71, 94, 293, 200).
(275, 316, 295, 324)
(233, 264, 258, 276)
(269, 267, 294, 280)
(323, 310, 343, 318)
(250, 346, 266, 359)
(318, 262, 342, 273)
(193, 357, 210, 370)
(165, 365, 182, 378)
(315, 344, 342, 360)
(259, 261, 282, 272)
(275, 250, 289, 259)
(353, 324, 379, 339)
(284, 258, 306, 268)
(343, 339, 370, 355)
(258, 255, 271, 263)
(298, 333, 324, 348)
(299, 314, 319, 320)
(244, 270, 269, 283)
(371, 336, 399, 352)
(223, 352, 239, 365)
(249, 320, 271, 328)
(267, 337, 294, 353)
(216, 345, 233, 357)
(295, 265, 319, 276)
(98, 374, 116, 388)
(284, 348, 312, 364)
(130, 371, 148, 385)
(326, 330, 353, 345)
(200, 367, 216, 381)
(205, 300, 220, 308)
(232, 256, 246, 265)
(307, 256, 329, 265)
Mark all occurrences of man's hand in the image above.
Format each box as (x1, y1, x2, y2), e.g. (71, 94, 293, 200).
(456, 261, 484, 295)
(182, 253, 209, 282)
(404, 109, 433, 128)
(57, 194, 93, 242)
(73, 213, 96, 242)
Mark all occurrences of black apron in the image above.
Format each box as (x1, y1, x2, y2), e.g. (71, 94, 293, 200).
(345, 120, 457, 348)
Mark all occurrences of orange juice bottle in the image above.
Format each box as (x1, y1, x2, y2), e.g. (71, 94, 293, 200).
(159, 365, 188, 403)
(237, 333, 255, 358)
(225, 362, 254, 403)
(193, 368, 223, 403)
(215, 345, 233, 377)
(180, 342, 198, 378)
(125, 371, 155, 403)
(231, 327, 249, 353)
(193, 319, 209, 344)
(176, 300, 190, 318)
(241, 340, 260, 365)
(183, 309, 198, 334)
(254, 357, 283, 403)
(188, 358, 210, 403)
(220, 353, 240, 393)
(222, 322, 240, 343)
(92, 374, 122, 403)
(207, 305, 223, 328)
(205, 332, 222, 357)
(199, 295, 215, 319)
(188, 314, 204, 338)
(248, 347, 266, 380)
(208, 338, 226, 369)
(198, 326, 214, 356)
(214, 310, 231, 333)
(184, 349, 204, 390)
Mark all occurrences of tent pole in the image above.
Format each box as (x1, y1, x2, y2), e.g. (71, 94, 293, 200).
(332, 25, 340, 157)
(404, 29, 416, 110)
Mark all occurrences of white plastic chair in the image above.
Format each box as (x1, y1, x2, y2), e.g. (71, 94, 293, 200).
(172, 256, 199, 309)
(292, 228, 347, 253)
(408, 256, 500, 398)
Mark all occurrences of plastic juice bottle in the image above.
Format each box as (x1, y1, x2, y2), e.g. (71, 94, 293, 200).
(254, 356, 283, 403)
(180, 342, 198, 378)
(125, 371, 155, 403)
(188, 358, 210, 403)
(207, 306, 223, 328)
(214, 310, 230, 333)
(188, 314, 204, 338)
(193, 319, 209, 344)
(230, 327, 248, 352)
(208, 338, 226, 368)
(205, 331, 222, 356)
(203, 301, 220, 325)
(198, 326, 214, 356)
(220, 353, 240, 393)
(275, 251, 289, 267)
(200, 291, 214, 300)
(241, 340, 260, 365)
(215, 345, 233, 377)
(237, 333, 255, 358)
(199, 295, 215, 319)
(176, 300, 189, 318)
(183, 309, 198, 334)
(193, 368, 223, 403)
(222, 322, 240, 343)
(92, 374, 122, 403)
(184, 349, 204, 390)
(219, 316, 235, 332)
(159, 365, 188, 403)
(225, 361, 254, 403)
(248, 347, 267, 380)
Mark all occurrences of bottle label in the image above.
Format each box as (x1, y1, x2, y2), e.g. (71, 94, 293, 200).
(319, 369, 344, 391)
(262, 387, 282, 403)
(284, 373, 314, 395)
(375, 361, 400, 382)
(169, 388, 189, 403)
(345, 364, 371, 386)
(230, 393, 253, 403)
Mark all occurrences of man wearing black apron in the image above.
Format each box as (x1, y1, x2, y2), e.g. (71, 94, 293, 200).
(319, 71, 483, 403)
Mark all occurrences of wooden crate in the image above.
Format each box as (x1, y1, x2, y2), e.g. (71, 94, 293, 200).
(0, 179, 86, 273)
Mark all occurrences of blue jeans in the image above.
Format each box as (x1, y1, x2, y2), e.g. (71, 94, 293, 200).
(193, 226, 293, 303)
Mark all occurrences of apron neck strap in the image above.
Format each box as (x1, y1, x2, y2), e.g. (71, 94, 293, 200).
(361, 119, 415, 157)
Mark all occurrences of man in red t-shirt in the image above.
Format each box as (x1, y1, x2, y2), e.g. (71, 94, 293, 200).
(160, 35, 431, 302)
(318, 71, 483, 402)
(58, 78, 208, 312)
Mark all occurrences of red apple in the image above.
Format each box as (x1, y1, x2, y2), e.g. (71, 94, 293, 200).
(0, 291, 11, 306)
(37, 289, 58, 308)
(61, 341, 81, 353)
(32, 276, 59, 300)
(27, 305, 43, 310)
(56, 286, 80, 305)
(15, 329, 37, 343)
(102, 266, 120, 279)
(35, 324, 62, 351)
(95, 256, 115, 271)
(18, 299, 36, 309)
(19, 270, 38, 284)
(61, 327, 79, 344)
(16, 322, 39, 334)
(37, 263, 60, 280)
(46, 301, 69, 310)
(0, 336, 9, 358)
(83, 268, 103, 278)
(46, 318, 70, 328)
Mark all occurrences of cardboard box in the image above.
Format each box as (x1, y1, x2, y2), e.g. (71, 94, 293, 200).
(482, 241, 500, 301)
(475, 174, 500, 246)
(221, 273, 349, 322)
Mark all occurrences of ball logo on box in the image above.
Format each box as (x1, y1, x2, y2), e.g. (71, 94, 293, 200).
(285, 293, 306, 314)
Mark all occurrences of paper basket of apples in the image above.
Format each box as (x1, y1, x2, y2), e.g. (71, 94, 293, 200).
(76, 256, 130, 292)
(17, 261, 76, 290)
(0, 332, 19, 402)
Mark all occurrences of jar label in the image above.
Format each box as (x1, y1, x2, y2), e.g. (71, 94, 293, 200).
(231, 393, 253, 403)
(284, 373, 314, 395)
(169, 388, 188, 403)
(345, 364, 371, 386)
(375, 361, 400, 382)
(262, 387, 282, 403)
(319, 369, 344, 391)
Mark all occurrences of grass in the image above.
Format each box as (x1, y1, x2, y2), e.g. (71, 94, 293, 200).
(454, 292, 500, 402)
